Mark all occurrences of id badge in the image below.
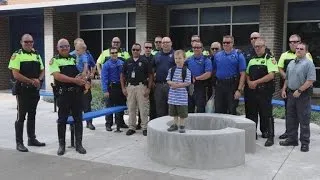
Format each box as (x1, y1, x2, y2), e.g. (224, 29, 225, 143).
(131, 71, 136, 78)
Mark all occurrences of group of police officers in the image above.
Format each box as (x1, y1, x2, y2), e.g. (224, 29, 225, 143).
(8, 31, 315, 155)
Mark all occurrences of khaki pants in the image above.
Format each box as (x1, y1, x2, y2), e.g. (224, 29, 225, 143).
(127, 84, 149, 130)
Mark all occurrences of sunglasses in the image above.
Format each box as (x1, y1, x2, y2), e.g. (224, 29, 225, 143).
(211, 48, 219, 51)
(132, 49, 141, 51)
(155, 41, 161, 43)
(296, 48, 305, 51)
(223, 42, 232, 44)
(59, 45, 70, 49)
(110, 52, 118, 54)
(24, 41, 34, 44)
(289, 41, 300, 44)
(250, 37, 259, 40)
(191, 40, 199, 42)
(145, 47, 152, 49)
(193, 46, 202, 49)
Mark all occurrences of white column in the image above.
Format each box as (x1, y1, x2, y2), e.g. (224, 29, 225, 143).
(44, 8, 55, 90)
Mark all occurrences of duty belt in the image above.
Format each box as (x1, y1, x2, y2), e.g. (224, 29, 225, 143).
(128, 82, 145, 86)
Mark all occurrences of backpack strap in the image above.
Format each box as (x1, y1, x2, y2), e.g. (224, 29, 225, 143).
(182, 66, 187, 82)
(170, 66, 176, 81)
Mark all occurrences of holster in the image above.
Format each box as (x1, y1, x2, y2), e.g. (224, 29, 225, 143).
(51, 83, 59, 98)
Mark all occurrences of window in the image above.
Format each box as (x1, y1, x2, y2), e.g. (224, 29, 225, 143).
(170, 9, 198, 26)
(80, 31, 101, 61)
(169, 4, 259, 50)
(79, 10, 136, 54)
(200, 26, 230, 49)
(288, 1, 320, 21)
(170, 27, 197, 50)
(200, 7, 230, 25)
(232, 24, 259, 50)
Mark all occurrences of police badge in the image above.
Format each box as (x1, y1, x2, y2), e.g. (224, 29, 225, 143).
(138, 62, 142, 66)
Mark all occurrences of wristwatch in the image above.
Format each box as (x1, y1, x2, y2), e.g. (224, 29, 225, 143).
(298, 89, 302, 93)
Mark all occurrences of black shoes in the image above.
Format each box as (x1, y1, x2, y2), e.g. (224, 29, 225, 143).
(301, 144, 309, 152)
(167, 124, 178, 132)
(16, 143, 28, 152)
(57, 145, 65, 156)
(179, 126, 185, 133)
(264, 138, 274, 147)
(106, 126, 112, 131)
(126, 129, 136, 136)
(76, 144, 87, 154)
(136, 124, 142, 130)
(143, 130, 147, 136)
(279, 132, 288, 139)
(28, 139, 46, 147)
(120, 124, 129, 129)
(86, 122, 95, 130)
(261, 132, 269, 139)
(279, 139, 299, 146)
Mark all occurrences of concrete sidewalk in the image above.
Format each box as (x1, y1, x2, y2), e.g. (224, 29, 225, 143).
(0, 93, 320, 180)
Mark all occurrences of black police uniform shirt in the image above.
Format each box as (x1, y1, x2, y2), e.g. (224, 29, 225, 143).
(123, 56, 152, 85)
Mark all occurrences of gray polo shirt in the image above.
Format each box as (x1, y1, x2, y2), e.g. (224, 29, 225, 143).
(286, 56, 316, 90)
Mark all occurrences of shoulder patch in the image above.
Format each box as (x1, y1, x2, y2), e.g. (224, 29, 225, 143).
(10, 53, 16, 61)
(49, 58, 54, 65)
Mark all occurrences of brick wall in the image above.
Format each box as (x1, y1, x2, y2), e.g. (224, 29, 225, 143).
(53, 11, 77, 51)
(136, 0, 167, 45)
(0, 16, 11, 90)
(259, 0, 284, 98)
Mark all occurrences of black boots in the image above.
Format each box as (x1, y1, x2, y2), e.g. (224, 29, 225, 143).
(265, 118, 274, 147)
(57, 123, 66, 156)
(15, 121, 28, 152)
(75, 122, 86, 154)
(86, 120, 95, 130)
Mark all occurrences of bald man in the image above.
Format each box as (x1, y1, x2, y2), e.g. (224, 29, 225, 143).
(49, 38, 87, 156)
(8, 34, 46, 152)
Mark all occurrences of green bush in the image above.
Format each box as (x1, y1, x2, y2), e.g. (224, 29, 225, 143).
(91, 82, 105, 111)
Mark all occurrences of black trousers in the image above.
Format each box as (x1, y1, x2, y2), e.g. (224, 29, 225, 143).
(105, 84, 126, 127)
(154, 83, 169, 118)
(15, 86, 40, 144)
(82, 89, 92, 123)
(188, 82, 206, 113)
(214, 78, 239, 115)
(287, 91, 311, 145)
(245, 87, 273, 134)
(57, 90, 83, 124)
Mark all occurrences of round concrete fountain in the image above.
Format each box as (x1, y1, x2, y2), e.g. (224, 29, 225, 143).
(147, 113, 256, 169)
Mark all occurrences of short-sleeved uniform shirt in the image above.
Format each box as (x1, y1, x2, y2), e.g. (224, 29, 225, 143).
(185, 55, 212, 77)
(286, 57, 316, 90)
(101, 58, 124, 93)
(278, 50, 313, 71)
(122, 56, 152, 85)
(246, 54, 279, 75)
(8, 49, 44, 78)
(166, 67, 191, 106)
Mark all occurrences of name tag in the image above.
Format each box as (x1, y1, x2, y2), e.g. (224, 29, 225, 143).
(131, 71, 136, 78)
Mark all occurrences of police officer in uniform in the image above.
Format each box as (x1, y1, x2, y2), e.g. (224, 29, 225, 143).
(185, 35, 209, 58)
(185, 42, 212, 113)
(102, 47, 126, 132)
(280, 43, 316, 152)
(8, 34, 46, 152)
(243, 32, 273, 138)
(121, 43, 153, 136)
(49, 39, 87, 156)
(246, 38, 278, 146)
(213, 35, 246, 115)
(151, 36, 162, 55)
(96, 37, 130, 76)
(278, 34, 313, 140)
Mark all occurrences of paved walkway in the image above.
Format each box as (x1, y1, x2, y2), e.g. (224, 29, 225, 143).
(0, 93, 320, 180)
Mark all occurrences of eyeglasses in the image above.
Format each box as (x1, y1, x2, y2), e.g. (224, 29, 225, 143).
(132, 49, 141, 51)
(211, 48, 219, 51)
(145, 47, 152, 49)
(112, 41, 120, 44)
(223, 41, 232, 44)
(59, 45, 70, 49)
(155, 41, 161, 43)
(24, 41, 34, 44)
(193, 46, 202, 49)
(296, 48, 305, 51)
(254, 45, 265, 49)
(191, 40, 199, 42)
(289, 41, 300, 44)
(110, 52, 118, 54)
(250, 37, 259, 40)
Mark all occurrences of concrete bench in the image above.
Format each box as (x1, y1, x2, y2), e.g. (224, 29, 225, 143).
(147, 113, 256, 169)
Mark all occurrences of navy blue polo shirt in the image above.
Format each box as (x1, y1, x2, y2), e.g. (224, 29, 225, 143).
(152, 49, 175, 83)
(212, 49, 246, 79)
(185, 55, 212, 77)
